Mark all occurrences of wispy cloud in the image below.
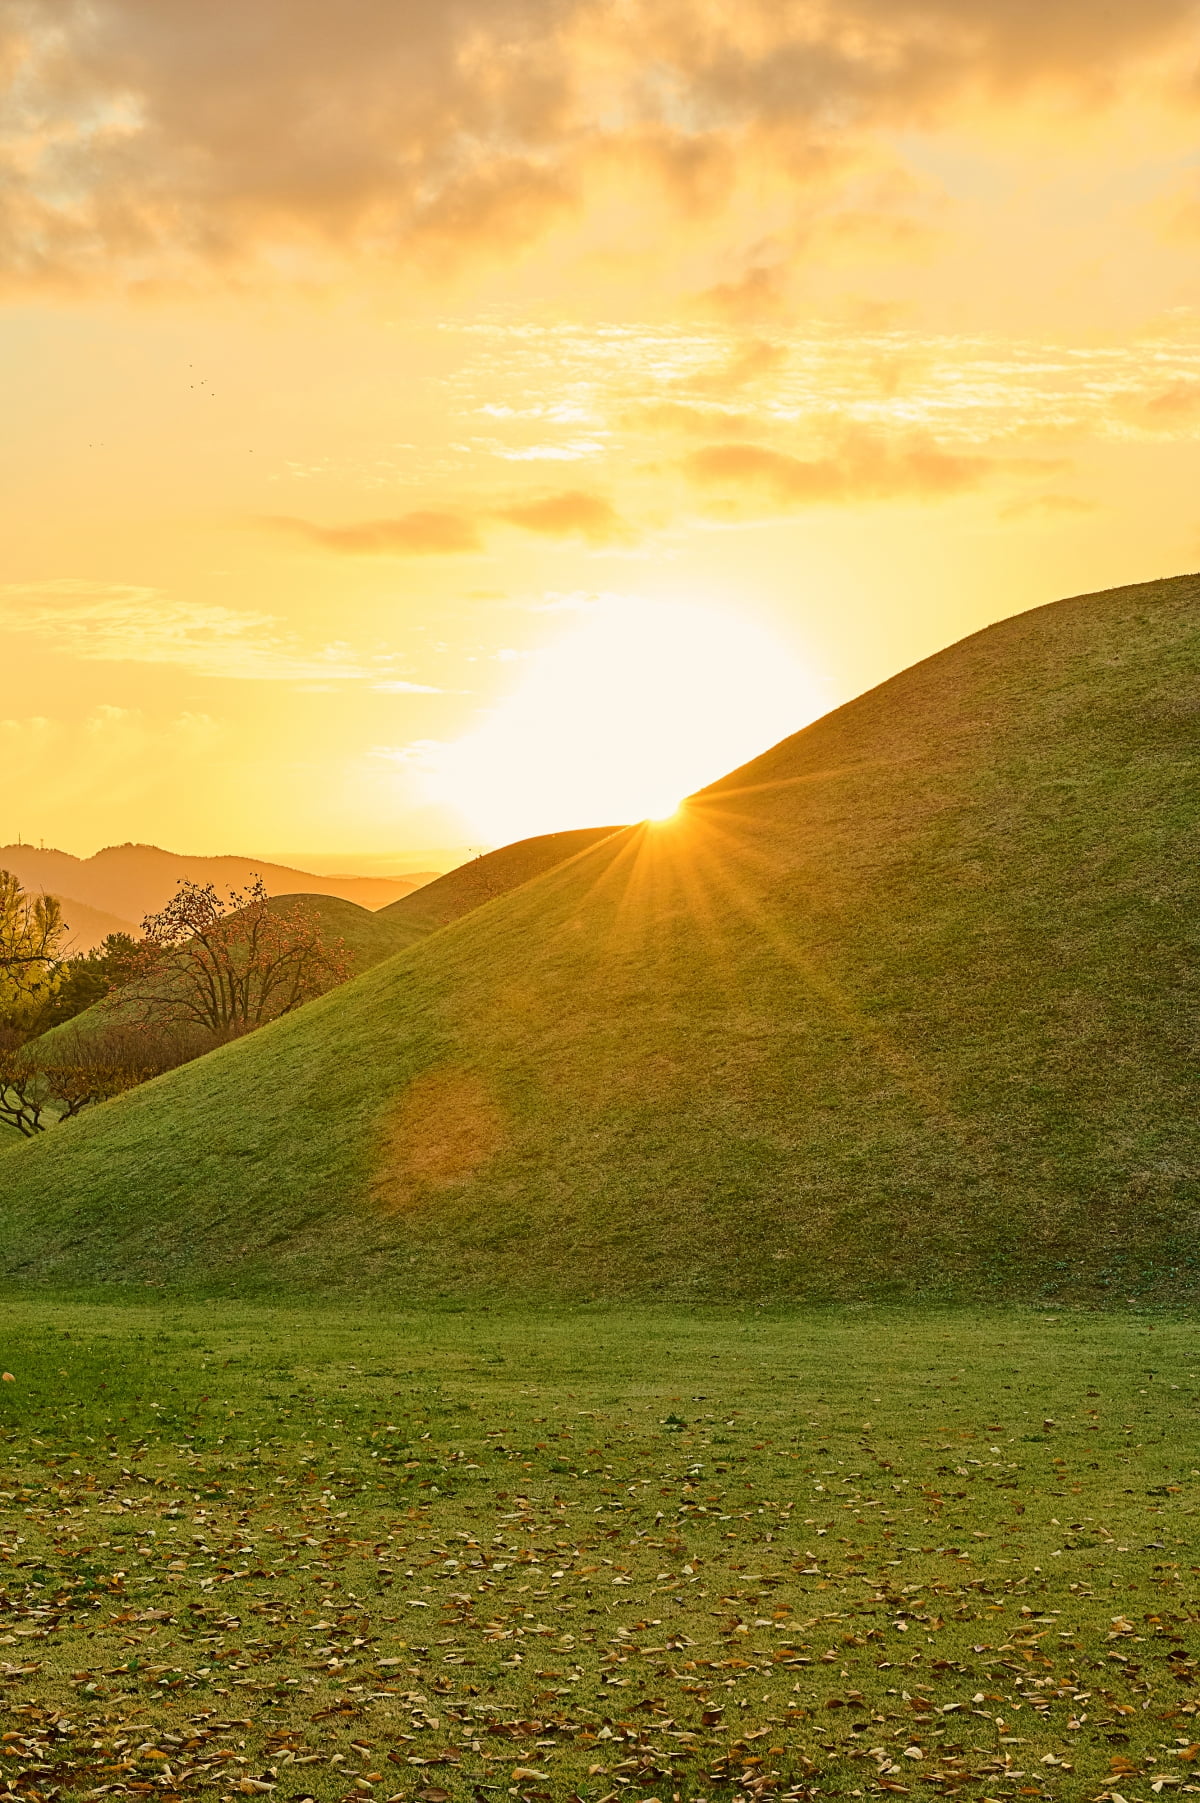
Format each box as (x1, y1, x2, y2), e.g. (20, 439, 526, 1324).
(476, 438, 607, 462)
(266, 489, 632, 555)
(451, 319, 1200, 456)
(999, 492, 1097, 521)
(689, 339, 790, 395)
(264, 512, 483, 555)
(1118, 379, 1200, 429)
(682, 432, 1053, 509)
(494, 490, 630, 544)
(623, 401, 757, 438)
(0, 580, 439, 685)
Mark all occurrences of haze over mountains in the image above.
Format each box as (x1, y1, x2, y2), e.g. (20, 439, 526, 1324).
(5, 573, 1200, 1306)
(0, 842, 442, 952)
(49, 898, 143, 958)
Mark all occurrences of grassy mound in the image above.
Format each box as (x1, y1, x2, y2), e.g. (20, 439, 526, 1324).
(4, 572, 1200, 1303)
(377, 825, 624, 933)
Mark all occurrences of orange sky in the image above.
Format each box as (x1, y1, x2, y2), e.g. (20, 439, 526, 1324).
(3, 0, 1200, 860)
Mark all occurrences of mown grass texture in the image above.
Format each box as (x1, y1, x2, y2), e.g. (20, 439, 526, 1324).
(0, 1302, 1196, 1803)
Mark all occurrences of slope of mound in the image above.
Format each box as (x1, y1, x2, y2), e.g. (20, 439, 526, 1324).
(5, 572, 1200, 1305)
(378, 825, 624, 932)
(262, 893, 425, 971)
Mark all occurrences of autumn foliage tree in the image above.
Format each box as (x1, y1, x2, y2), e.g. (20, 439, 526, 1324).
(0, 869, 66, 1035)
(0, 871, 154, 1134)
(130, 877, 350, 1042)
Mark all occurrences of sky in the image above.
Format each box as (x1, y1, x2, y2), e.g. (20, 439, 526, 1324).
(3, 0, 1200, 863)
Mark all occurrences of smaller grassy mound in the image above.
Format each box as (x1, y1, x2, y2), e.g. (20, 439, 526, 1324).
(31, 893, 419, 1062)
(265, 892, 425, 971)
(378, 824, 624, 932)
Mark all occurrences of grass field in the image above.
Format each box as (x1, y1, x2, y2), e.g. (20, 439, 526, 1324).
(0, 1302, 1196, 1803)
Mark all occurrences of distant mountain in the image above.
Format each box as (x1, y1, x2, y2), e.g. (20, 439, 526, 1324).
(55, 896, 139, 956)
(0, 842, 437, 924)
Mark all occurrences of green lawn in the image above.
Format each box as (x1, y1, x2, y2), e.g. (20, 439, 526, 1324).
(0, 1302, 1195, 1803)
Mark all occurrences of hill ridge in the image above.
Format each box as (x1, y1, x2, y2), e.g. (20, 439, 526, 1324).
(0, 841, 437, 921)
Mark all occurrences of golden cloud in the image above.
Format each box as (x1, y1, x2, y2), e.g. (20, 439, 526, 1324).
(624, 401, 757, 437)
(494, 490, 629, 544)
(999, 492, 1097, 521)
(1128, 380, 1200, 425)
(0, 580, 403, 680)
(266, 512, 483, 555)
(2, 0, 1196, 290)
(682, 433, 1019, 506)
(265, 490, 631, 555)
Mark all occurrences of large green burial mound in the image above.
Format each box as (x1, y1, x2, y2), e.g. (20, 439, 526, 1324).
(4, 572, 1200, 1303)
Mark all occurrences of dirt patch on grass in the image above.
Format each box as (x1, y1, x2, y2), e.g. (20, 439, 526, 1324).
(372, 1064, 506, 1209)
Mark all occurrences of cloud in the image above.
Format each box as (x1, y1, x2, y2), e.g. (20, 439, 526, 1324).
(479, 439, 607, 462)
(622, 340, 788, 435)
(695, 338, 790, 394)
(494, 490, 630, 544)
(682, 432, 1032, 508)
(1125, 379, 1200, 425)
(265, 511, 483, 555)
(0, 579, 425, 682)
(2, 0, 1196, 291)
(624, 401, 757, 437)
(269, 490, 632, 554)
(999, 491, 1097, 521)
(700, 265, 794, 324)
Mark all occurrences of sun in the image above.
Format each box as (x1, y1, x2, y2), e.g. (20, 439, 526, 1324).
(420, 594, 817, 845)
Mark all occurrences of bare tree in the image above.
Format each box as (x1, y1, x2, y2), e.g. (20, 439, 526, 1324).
(53, 1018, 210, 1081)
(0, 1052, 149, 1137)
(130, 877, 350, 1042)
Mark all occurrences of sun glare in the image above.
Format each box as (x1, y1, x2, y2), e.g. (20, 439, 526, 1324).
(420, 596, 817, 846)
